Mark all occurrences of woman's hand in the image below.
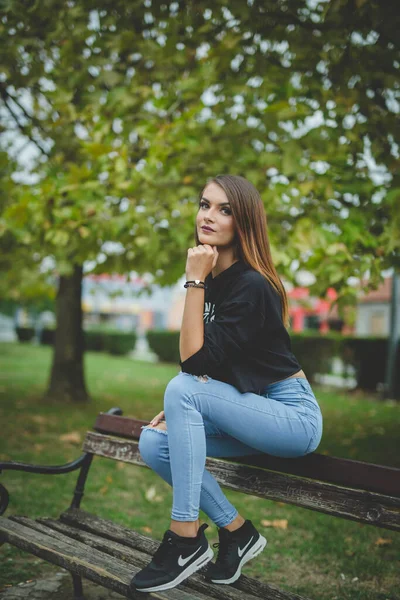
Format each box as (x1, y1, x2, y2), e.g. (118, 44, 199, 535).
(148, 410, 165, 427)
(186, 244, 218, 281)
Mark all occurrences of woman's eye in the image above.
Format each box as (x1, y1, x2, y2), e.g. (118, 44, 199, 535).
(199, 202, 231, 215)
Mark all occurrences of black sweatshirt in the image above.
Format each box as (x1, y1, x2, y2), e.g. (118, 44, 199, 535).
(179, 259, 301, 394)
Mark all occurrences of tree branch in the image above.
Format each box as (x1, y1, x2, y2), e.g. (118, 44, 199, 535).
(0, 88, 49, 157)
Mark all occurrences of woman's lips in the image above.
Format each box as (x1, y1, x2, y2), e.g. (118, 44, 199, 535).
(201, 227, 215, 232)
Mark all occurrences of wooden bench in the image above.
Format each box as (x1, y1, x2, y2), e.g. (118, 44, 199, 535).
(1, 406, 399, 600)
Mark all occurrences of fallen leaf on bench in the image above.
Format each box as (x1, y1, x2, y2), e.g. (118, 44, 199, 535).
(374, 537, 392, 546)
(261, 519, 288, 529)
(59, 432, 81, 444)
(145, 485, 164, 503)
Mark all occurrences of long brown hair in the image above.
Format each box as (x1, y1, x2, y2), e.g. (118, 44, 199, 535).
(194, 174, 290, 328)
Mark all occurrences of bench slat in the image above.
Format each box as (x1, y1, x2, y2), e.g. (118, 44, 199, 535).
(0, 517, 130, 597)
(11, 515, 149, 567)
(0, 517, 216, 600)
(93, 413, 400, 498)
(83, 432, 400, 532)
(59, 508, 310, 600)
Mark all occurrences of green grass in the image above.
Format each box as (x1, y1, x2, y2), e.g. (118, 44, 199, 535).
(0, 342, 399, 599)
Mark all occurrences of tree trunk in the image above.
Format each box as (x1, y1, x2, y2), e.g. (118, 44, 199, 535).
(46, 264, 89, 403)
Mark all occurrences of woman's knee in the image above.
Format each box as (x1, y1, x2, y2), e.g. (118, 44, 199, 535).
(138, 427, 166, 466)
(165, 373, 185, 397)
(164, 373, 187, 412)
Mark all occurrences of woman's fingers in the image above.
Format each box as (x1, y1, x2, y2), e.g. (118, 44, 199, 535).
(150, 411, 164, 426)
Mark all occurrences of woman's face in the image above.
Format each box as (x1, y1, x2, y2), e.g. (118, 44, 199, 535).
(196, 182, 236, 249)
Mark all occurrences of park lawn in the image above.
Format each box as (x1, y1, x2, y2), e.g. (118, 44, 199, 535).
(0, 342, 399, 600)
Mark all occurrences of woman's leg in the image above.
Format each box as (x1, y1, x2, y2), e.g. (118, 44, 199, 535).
(163, 372, 322, 524)
(139, 413, 264, 528)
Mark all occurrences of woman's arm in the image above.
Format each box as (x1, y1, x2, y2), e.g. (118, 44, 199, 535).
(179, 273, 269, 376)
(179, 286, 205, 363)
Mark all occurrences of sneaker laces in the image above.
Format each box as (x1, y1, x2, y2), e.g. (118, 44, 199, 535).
(212, 536, 238, 565)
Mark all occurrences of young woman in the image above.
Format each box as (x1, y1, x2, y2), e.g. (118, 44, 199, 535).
(129, 175, 323, 594)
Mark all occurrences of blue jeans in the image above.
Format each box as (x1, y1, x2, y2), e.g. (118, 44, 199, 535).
(138, 372, 323, 526)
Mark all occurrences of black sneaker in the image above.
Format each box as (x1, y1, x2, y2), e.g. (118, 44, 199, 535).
(129, 523, 213, 593)
(203, 519, 267, 585)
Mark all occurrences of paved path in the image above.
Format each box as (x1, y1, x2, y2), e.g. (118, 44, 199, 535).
(0, 571, 124, 599)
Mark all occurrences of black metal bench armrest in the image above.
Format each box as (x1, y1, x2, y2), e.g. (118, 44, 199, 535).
(0, 453, 93, 517)
(0, 407, 123, 516)
(0, 453, 89, 475)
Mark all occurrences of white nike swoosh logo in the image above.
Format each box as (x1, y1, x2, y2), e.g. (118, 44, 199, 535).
(238, 536, 254, 557)
(178, 545, 202, 567)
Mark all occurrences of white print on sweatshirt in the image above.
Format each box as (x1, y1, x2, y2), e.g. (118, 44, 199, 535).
(204, 302, 216, 323)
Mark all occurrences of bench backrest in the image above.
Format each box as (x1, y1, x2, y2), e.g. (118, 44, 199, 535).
(83, 412, 400, 533)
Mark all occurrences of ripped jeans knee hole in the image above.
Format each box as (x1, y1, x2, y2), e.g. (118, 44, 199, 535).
(180, 371, 210, 384)
(194, 374, 210, 383)
(140, 424, 168, 436)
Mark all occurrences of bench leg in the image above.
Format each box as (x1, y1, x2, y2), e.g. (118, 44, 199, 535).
(71, 573, 85, 600)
